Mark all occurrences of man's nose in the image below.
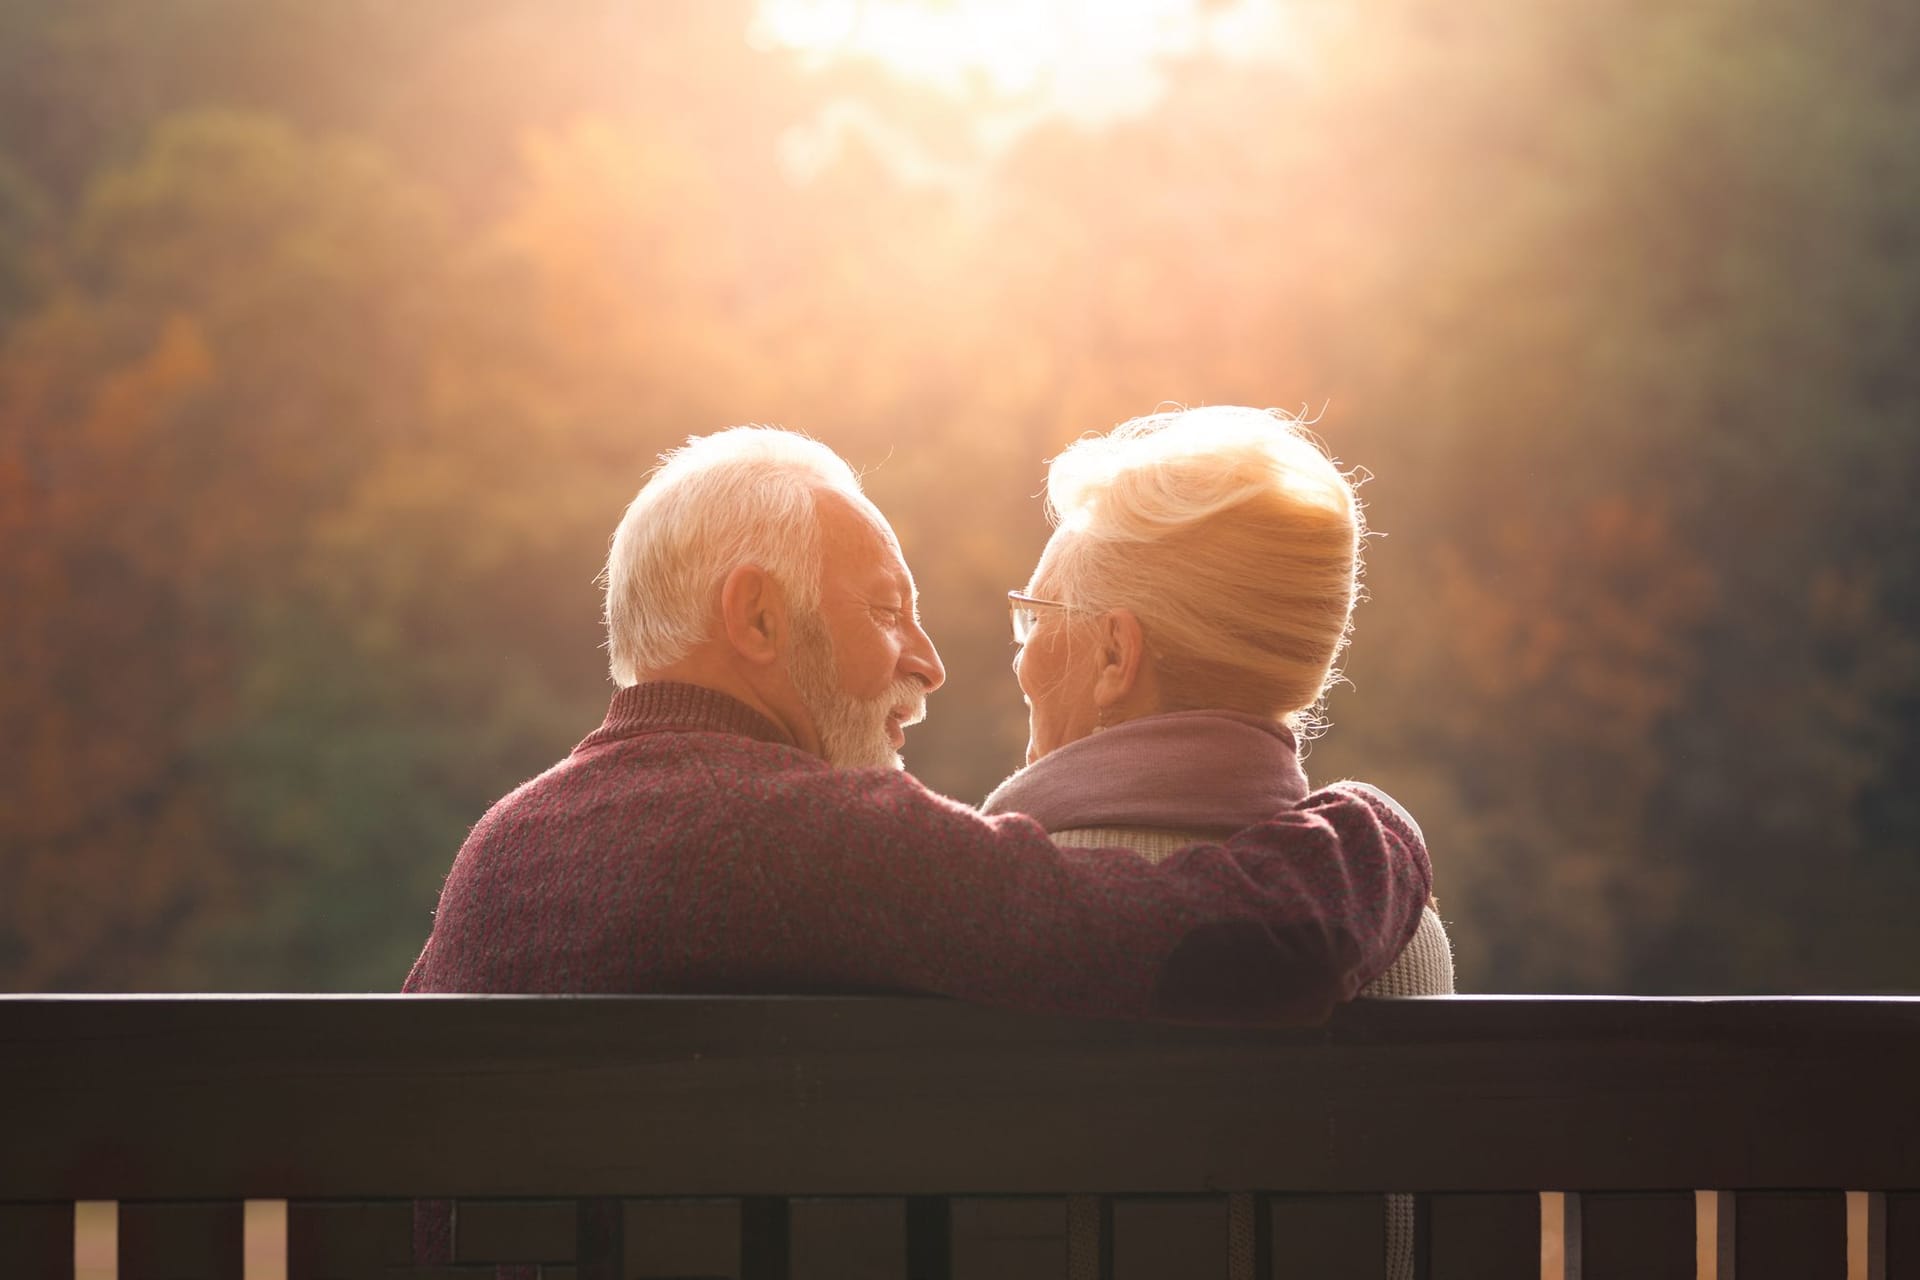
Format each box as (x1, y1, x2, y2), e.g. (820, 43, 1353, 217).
(902, 621, 946, 693)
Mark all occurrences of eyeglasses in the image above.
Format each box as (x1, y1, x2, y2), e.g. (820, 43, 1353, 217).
(1007, 590, 1077, 644)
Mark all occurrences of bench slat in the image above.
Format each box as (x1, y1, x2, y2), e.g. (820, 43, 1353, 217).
(1424, 1193, 1536, 1280)
(790, 1196, 906, 1280)
(624, 1198, 741, 1278)
(1574, 1191, 1694, 1280)
(1861, 1190, 1920, 1280)
(950, 1197, 1067, 1280)
(1734, 1191, 1845, 1280)
(1267, 1193, 1384, 1279)
(288, 1200, 412, 1277)
(904, 1195, 950, 1280)
(9, 998, 1920, 1199)
(1111, 1195, 1228, 1279)
(454, 1198, 577, 1263)
(740, 1196, 789, 1280)
(119, 1201, 243, 1280)
(0, 1202, 73, 1280)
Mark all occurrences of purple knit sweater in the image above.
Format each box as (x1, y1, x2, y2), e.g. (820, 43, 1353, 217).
(403, 682, 1432, 1024)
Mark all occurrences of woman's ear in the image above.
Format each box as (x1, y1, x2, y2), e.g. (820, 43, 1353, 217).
(1092, 608, 1150, 710)
(719, 564, 787, 667)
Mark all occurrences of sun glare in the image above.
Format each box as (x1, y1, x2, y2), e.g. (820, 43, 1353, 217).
(751, 0, 1307, 124)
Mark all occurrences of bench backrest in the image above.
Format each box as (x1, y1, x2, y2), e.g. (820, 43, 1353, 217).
(4, 994, 1917, 1277)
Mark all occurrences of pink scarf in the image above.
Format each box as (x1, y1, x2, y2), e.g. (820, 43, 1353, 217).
(980, 709, 1309, 837)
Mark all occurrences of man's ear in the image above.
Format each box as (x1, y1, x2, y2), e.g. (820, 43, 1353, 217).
(1092, 608, 1149, 710)
(719, 564, 788, 667)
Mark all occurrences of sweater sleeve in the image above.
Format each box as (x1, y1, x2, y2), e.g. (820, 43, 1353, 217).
(741, 768, 1431, 1026)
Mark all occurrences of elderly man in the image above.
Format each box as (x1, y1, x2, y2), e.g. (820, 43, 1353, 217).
(404, 427, 1430, 1023)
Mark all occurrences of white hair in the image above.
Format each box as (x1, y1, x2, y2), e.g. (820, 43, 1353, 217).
(604, 426, 867, 685)
(1042, 405, 1364, 735)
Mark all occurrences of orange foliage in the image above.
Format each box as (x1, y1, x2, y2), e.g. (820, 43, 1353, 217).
(1429, 497, 1716, 745)
(2, 2, 1917, 994)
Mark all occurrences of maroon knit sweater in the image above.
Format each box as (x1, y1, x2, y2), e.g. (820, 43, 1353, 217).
(403, 683, 1432, 1024)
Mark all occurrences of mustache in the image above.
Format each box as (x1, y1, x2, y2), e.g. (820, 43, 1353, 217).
(888, 679, 929, 727)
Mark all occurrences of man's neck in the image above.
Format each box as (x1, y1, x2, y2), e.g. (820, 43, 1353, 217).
(642, 647, 815, 756)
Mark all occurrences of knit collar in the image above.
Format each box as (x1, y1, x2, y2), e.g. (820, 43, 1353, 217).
(576, 681, 798, 754)
(980, 709, 1309, 836)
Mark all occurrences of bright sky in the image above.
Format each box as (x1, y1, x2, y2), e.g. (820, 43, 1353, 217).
(751, 0, 1316, 167)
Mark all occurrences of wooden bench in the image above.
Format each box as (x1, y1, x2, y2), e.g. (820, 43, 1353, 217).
(3, 994, 1917, 1278)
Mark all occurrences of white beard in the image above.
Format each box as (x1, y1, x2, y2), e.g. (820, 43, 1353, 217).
(788, 613, 922, 770)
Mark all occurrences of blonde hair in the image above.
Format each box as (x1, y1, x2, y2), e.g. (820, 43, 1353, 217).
(1041, 405, 1364, 734)
(604, 426, 866, 685)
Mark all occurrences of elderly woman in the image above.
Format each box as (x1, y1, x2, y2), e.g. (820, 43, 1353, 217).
(982, 404, 1449, 1280)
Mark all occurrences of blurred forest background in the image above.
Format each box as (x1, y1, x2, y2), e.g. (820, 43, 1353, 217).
(3, 0, 1917, 995)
